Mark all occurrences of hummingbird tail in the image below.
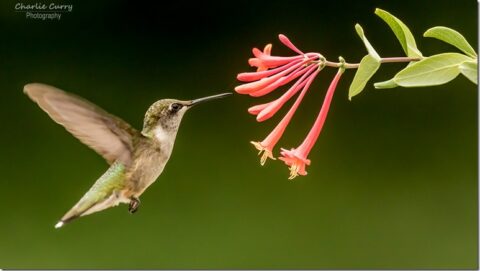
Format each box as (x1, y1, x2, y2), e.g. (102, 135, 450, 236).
(54, 196, 95, 229)
(54, 162, 129, 229)
(54, 214, 80, 229)
(54, 192, 128, 229)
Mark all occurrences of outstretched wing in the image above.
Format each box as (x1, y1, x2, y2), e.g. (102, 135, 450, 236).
(24, 83, 140, 165)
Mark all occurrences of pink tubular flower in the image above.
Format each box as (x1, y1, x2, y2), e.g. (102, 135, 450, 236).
(279, 69, 344, 179)
(236, 34, 341, 179)
(278, 34, 304, 54)
(251, 69, 320, 165)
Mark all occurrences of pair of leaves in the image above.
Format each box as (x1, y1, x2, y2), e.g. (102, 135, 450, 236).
(349, 8, 423, 99)
(375, 26, 477, 88)
(349, 8, 477, 99)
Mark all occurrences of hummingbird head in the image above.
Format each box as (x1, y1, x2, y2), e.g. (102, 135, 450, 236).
(142, 92, 232, 138)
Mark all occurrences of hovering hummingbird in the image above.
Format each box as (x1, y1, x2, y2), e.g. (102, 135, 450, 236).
(24, 83, 231, 228)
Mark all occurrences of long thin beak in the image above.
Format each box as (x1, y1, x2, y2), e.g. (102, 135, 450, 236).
(189, 92, 232, 106)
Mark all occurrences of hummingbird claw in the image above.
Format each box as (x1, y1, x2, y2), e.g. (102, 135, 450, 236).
(128, 197, 140, 214)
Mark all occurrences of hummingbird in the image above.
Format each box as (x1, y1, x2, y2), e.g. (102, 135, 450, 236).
(24, 83, 231, 228)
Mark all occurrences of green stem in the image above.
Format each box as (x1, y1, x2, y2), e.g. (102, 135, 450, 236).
(380, 57, 422, 63)
(324, 56, 421, 69)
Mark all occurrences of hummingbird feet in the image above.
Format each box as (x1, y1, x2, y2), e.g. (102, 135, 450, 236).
(128, 197, 141, 214)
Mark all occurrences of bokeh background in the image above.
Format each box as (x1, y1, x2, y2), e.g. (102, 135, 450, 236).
(0, 0, 477, 269)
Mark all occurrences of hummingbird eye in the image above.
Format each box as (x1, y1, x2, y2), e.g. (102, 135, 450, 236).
(170, 103, 183, 112)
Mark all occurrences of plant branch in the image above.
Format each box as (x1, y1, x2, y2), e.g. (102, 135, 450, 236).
(324, 56, 422, 69)
(380, 57, 422, 63)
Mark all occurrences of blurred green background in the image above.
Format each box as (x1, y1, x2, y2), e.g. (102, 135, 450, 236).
(0, 0, 477, 269)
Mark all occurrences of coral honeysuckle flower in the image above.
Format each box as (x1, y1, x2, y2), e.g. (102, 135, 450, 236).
(236, 33, 340, 179)
(278, 34, 304, 55)
(279, 69, 344, 179)
(251, 68, 320, 165)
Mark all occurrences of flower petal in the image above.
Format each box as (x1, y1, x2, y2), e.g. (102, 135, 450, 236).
(251, 141, 276, 165)
(263, 44, 272, 55)
(252, 47, 264, 58)
(278, 148, 310, 179)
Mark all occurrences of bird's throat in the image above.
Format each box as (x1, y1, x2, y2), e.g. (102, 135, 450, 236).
(152, 125, 177, 150)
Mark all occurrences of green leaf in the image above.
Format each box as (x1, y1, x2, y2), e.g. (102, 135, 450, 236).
(355, 24, 380, 60)
(459, 60, 478, 84)
(393, 53, 471, 87)
(349, 55, 381, 100)
(375, 8, 422, 58)
(374, 79, 398, 89)
(424, 26, 477, 58)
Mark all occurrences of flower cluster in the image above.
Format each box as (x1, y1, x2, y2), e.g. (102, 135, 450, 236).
(235, 34, 344, 179)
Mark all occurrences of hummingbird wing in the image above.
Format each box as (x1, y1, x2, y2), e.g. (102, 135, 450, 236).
(24, 83, 139, 165)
